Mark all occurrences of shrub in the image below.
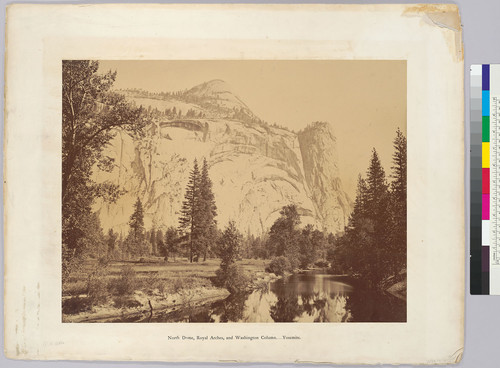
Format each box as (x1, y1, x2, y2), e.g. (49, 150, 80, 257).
(87, 275, 109, 306)
(314, 259, 330, 268)
(62, 280, 87, 297)
(215, 264, 250, 294)
(172, 277, 186, 294)
(265, 256, 292, 276)
(86, 258, 110, 306)
(139, 271, 161, 295)
(62, 296, 91, 315)
(109, 265, 137, 296)
(169, 276, 211, 294)
(113, 296, 142, 309)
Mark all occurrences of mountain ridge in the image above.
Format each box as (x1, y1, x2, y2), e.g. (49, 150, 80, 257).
(94, 81, 352, 236)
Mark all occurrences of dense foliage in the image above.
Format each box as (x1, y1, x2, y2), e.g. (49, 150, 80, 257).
(265, 205, 329, 271)
(267, 205, 302, 269)
(214, 221, 249, 293)
(62, 61, 147, 280)
(266, 256, 292, 276)
(124, 197, 148, 257)
(330, 129, 407, 286)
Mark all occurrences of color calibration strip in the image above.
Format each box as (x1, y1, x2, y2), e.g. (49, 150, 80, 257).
(471, 64, 500, 295)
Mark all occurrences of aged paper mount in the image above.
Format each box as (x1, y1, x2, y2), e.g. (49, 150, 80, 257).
(4, 4, 464, 364)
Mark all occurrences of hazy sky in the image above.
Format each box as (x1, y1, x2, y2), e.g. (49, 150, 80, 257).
(99, 60, 406, 198)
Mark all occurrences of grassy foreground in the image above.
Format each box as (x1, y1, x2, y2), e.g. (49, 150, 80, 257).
(62, 258, 272, 322)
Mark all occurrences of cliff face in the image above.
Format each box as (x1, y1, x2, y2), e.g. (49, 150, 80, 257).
(298, 122, 351, 234)
(93, 81, 351, 236)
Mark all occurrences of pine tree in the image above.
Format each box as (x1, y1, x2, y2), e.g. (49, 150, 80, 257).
(198, 158, 218, 261)
(179, 159, 201, 262)
(366, 149, 392, 282)
(390, 128, 407, 274)
(334, 149, 394, 285)
(128, 197, 145, 257)
(391, 128, 407, 202)
(337, 174, 374, 278)
(366, 149, 389, 217)
(155, 229, 164, 257)
(107, 228, 118, 256)
(150, 229, 157, 255)
(348, 175, 369, 231)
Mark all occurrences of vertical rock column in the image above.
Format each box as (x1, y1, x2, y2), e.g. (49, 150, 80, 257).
(298, 122, 351, 233)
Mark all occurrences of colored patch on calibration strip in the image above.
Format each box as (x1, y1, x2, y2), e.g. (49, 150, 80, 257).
(483, 168, 490, 193)
(483, 143, 490, 167)
(483, 194, 490, 220)
(483, 116, 490, 141)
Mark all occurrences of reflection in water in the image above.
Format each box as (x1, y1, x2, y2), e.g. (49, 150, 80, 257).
(269, 273, 353, 322)
(147, 271, 406, 323)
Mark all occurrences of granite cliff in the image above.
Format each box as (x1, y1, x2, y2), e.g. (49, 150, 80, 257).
(93, 80, 351, 236)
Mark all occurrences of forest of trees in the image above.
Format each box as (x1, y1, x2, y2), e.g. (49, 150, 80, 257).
(329, 129, 407, 286)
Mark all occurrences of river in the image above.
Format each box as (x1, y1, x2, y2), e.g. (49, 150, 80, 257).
(148, 270, 406, 323)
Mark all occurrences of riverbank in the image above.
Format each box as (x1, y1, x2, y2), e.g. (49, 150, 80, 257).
(383, 271, 407, 301)
(63, 286, 230, 323)
(62, 258, 275, 323)
(386, 279, 407, 301)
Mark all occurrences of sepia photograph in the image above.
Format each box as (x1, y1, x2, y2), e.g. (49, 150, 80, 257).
(61, 60, 407, 323)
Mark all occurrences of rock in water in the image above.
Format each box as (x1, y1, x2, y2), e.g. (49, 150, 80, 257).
(92, 81, 352, 237)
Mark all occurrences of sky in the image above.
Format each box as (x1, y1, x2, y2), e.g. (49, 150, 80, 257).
(99, 60, 406, 199)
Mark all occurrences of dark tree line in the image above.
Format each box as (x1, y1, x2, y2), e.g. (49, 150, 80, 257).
(330, 128, 407, 286)
(264, 204, 331, 274)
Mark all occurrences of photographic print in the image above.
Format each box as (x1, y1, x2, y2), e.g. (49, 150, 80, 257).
(61, 60, 407, 323)
(6, 4, 464, 363)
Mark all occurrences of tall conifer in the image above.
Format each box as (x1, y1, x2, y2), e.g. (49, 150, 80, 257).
(391, 128, 407, 201)
(390, 128, 407, 273)
(179, 159, 201, 262)
(199, 158, 218, 261)
(128, 197, 145, 256)
(129, 197, 145, 241)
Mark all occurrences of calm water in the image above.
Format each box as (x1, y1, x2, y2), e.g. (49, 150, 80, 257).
(148, 271, 406, 323)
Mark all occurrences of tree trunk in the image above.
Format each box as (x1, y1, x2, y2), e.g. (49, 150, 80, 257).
(62, 149, 77, 201)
